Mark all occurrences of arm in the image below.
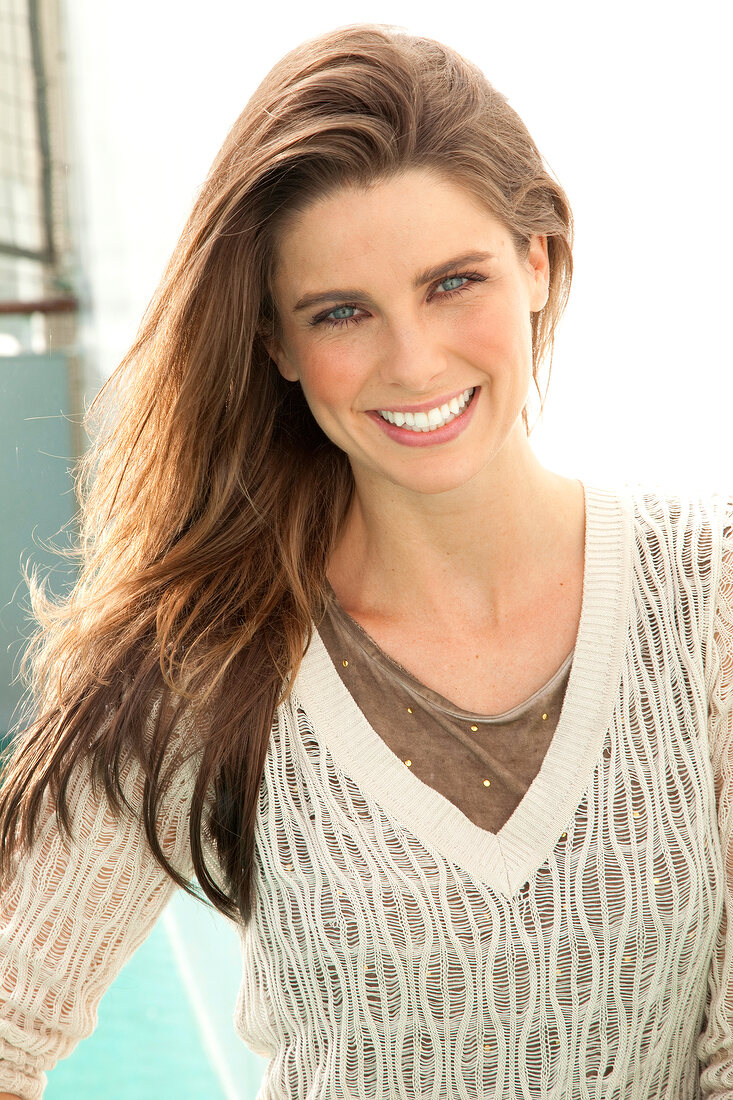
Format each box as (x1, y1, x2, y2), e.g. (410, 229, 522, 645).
(0, 736, 203, 1100)
(698, 498, 733, 1095)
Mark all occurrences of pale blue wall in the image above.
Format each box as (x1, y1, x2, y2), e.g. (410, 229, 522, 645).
(0, 352, 79, 740)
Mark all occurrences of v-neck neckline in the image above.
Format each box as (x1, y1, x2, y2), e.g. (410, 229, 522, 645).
(291, 481, 633, 897)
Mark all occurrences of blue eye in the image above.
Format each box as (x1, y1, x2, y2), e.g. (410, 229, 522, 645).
(438, 275, 468, 293)
(310, 303, 363, 329)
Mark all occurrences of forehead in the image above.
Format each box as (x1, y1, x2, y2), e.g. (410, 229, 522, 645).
(270, 168, 512, 293)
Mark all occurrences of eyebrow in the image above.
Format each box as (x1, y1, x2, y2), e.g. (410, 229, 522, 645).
(292, 250, 496, 313)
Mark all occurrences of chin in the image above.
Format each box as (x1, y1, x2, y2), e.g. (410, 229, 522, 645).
(388, 464, 487, 497)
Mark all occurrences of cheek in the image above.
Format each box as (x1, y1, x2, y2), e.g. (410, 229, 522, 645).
(455, 298, 532, 368)
(295, 345, 364, 414)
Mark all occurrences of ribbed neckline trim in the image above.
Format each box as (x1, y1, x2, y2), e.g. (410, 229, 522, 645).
(292, 481, 633, 897)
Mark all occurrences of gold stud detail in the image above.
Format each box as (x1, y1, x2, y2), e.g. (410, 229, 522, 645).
(556, 967, 562, 976)
(405, 759, 412, 767)
(284, 863, 293, 871)
(484, 1042, 491, 1051)
(470, 724, 479, 732)
(542, 712, 548, 721)
(633, 811, 640, 818)
(624, 955, 631, 962)
(483, 779, 491, 787)
(407, 707, 413, 714)
(561, 831, 567, 839)
(342, 659, 349, 667)
(653, 877, 660, 885)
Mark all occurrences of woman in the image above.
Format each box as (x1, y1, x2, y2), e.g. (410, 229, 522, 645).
(0, 23, 731, 1100)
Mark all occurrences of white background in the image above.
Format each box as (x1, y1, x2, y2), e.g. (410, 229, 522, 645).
(63, 0, 732, 493)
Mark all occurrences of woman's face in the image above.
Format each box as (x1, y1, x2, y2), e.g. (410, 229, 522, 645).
(267, 167, 549, 500)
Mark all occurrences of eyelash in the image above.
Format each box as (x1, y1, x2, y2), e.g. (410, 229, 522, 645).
(309, 270, 487, 329)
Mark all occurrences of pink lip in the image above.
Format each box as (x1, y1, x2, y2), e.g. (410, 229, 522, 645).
(366, 387, 480, 448)
(368, 388, 474, 414)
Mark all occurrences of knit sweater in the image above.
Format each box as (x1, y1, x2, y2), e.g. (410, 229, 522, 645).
(1, 482, 732, 1099)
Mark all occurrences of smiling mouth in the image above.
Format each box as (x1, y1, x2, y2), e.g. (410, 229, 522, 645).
(376, 388, 475, 432)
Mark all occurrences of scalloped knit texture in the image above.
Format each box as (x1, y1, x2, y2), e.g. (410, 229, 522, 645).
(1, 482, 732, 1099)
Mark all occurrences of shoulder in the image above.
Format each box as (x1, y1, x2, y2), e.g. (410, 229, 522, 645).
(609, 483, 733, 670)
(616, 480, 733, 575)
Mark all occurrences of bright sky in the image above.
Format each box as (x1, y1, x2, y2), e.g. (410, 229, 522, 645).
(63, 0, 731, 494)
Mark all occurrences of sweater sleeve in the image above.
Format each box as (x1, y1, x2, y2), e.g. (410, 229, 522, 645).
(0, 727, 205, 1100)
(698, 496, 733, 1096)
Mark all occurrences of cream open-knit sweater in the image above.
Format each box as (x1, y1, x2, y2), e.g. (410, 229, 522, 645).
(1, 483, 732, 1099)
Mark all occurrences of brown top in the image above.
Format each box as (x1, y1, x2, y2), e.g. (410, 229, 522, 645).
(317, 583, 574, 835)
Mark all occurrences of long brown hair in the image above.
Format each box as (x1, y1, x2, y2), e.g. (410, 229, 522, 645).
(0, 24, 573, 925)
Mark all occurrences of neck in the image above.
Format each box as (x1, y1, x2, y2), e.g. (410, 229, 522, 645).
(327, 430, 582, 631)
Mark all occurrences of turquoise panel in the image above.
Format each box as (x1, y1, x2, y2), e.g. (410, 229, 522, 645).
(0, 352, 79, 739)
(164, 888, 270, 1095)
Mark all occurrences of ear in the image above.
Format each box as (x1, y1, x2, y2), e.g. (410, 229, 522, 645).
(262, 334, 300, 383)
(526, 234, 550, 313)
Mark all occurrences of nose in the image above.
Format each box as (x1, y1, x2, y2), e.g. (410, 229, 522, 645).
(377, 317, 449, 395)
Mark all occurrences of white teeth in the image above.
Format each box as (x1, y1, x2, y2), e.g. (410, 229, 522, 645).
(378, 388, 475, 432)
